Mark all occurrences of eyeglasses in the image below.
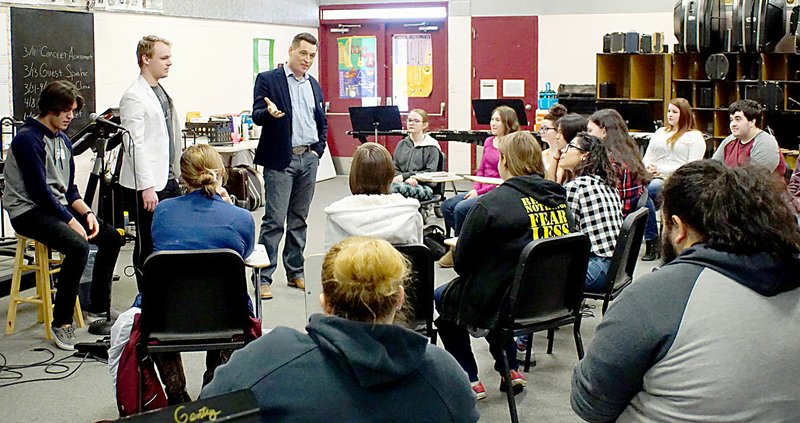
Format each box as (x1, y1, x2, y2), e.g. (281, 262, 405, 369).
(407, 118, 423, 124)
(563, 143, 586, 153)
(539, 126, 555, 133)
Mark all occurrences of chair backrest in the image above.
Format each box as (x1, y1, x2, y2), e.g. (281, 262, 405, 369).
(504, 233, 590, 327)
(392, 244, 434, 329)
(605, 207, 648, 293)
(140, 249, 249, 339)
(430, 150, 447, 196)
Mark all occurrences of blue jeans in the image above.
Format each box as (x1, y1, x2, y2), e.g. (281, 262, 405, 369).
(434, 283, 518, 382)
(584, 254, 611, 294)
(644, 179, 663, 241)
(441, 193, 480, 236)
(258, 151, 318, 285)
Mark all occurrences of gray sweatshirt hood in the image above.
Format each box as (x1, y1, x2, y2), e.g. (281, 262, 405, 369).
(306, 314, 429, 388)
(668, 244, 800, 296)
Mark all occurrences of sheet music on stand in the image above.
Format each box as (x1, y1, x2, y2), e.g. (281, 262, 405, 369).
(349, 106, 403, 140)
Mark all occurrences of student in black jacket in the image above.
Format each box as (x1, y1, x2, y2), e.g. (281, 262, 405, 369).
(435, 131, 574, 400)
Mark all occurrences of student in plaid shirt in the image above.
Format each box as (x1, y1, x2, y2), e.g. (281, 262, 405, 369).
(558, 132, 624, 292)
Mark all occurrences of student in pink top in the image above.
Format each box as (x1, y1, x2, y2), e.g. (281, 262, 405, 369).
(439, 105, 519, 267)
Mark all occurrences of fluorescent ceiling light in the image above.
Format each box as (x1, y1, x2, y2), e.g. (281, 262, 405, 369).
(322, 7, 447, 21)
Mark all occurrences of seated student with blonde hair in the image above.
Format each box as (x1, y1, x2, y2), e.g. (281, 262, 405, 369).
(201, 237, 479, 422)
(435, 131, 574, 400)
(324, 142, 423, 249)
(148, 144, 256, 403)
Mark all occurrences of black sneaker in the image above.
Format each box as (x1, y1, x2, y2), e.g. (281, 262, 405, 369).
(87, 307, 121, 321)
(51, 325, 77, 351)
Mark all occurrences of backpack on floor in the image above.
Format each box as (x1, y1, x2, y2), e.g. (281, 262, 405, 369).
(225, 165, 264, 211)
(423, 225, 448, 261)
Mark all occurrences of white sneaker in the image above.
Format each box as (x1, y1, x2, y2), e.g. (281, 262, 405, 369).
(51, 325, 77, 351)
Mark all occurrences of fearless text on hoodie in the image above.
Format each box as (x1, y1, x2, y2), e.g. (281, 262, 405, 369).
(441, 174, 575, 329)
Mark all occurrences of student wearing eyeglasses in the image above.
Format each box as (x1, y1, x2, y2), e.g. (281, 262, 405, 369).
(538, 104, 567, 171)
(558, 132, 624, 292)
(390, 109, 442, 201)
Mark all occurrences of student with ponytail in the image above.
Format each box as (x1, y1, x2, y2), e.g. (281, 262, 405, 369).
(148, 144, 256, 403)
(201, 237, 479, 422)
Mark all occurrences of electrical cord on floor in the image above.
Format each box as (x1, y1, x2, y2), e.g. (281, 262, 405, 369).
(0, 347, 103, 388)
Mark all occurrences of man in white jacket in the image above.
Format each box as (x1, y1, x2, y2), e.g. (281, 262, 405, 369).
(119, 35, 183, 291)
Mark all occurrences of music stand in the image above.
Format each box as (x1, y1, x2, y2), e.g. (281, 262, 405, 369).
(472, 99, 529, 126)
(595, 101, 657, 132)
(349, 106, 403, 141)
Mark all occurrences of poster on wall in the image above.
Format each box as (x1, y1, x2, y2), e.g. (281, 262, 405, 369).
(392, 34, 433, 105)
(252, 38, 274, 81)
(337, 36, 377, 99)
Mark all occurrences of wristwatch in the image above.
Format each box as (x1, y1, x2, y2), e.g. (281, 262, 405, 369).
(84, 210, 94, 218)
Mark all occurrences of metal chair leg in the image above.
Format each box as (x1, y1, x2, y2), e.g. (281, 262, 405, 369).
(502, 344, 520, 423)
(574, 319, 585, 360)
(523, 334, 534, 372)
(546, 328, 555, 354)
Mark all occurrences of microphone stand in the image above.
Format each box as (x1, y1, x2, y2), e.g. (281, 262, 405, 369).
(86, 128, 115, 336)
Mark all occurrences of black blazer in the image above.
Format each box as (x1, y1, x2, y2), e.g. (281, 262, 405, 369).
(252, 66, 328, 170)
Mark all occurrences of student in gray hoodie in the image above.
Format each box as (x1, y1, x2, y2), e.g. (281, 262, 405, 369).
(390, 109, 442, 201)
(201, 237, 479, 422)
(572, 160, 800, 422)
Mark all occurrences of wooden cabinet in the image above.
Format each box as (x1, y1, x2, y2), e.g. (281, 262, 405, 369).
(595, 53, 672, 131)
(672, 52, 800, 149)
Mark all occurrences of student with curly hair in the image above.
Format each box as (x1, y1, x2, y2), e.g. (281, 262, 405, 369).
(558, 132, 624, 292)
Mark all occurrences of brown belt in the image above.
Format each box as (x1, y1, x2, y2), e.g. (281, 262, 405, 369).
(292, 145, 310, 155)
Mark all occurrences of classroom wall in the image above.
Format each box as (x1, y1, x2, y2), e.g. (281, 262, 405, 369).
(93, 12, 317, 126)
(537, 13, 677, 92)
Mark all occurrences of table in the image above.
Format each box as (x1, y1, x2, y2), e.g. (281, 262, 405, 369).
(461, 174, 503, 185)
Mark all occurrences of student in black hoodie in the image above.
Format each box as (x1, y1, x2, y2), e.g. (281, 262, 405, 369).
(435, 131, 574, 400)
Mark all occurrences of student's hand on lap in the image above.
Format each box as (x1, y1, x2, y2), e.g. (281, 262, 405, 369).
(406, 178, 418, 187)
(86, 213, 100, 239)
(68, 218, 88, 240)
(464, 189, 478, 199)
(393, 175, 403, 184)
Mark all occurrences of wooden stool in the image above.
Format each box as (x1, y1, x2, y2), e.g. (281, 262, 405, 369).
(5, 235, 84, 339)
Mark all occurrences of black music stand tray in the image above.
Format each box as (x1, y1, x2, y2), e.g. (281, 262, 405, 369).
(472, 99, 528, 126)
(349, 106, 403, 141)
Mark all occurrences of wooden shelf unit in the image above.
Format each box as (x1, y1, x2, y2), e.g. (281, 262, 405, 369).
(671, 52, 800, 149)
(596, 53, 672, 130)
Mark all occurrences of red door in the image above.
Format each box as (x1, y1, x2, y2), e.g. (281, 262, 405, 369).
(319, 23, 387, 159)
(320, 3, 448, 161)
(384, 22, 448, 159)
(471, 16, 538, 171)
